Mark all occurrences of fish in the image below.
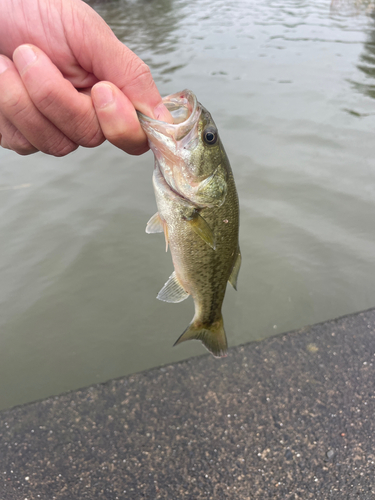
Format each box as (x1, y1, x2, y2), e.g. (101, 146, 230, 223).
(138, 89, 241, 357)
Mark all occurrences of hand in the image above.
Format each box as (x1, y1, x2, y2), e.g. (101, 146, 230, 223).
(0, 0, 172, 156)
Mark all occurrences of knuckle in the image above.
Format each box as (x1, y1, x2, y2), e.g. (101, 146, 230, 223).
(48, 139, 78, 157)
(125, 59, 153, 89)
(36, 130, 78, 157)
(2, 90, 41, 127)
(16, 145, 38, 156)
(82, 130, 105, 148)
(2, 91, 27, 118)
(31, 80, 59, 114)
(3, 129, 37, 155)
(74, 110, 105, 148)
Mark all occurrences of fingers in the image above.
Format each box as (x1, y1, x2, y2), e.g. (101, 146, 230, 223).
(0, 44, 168, 158)
(65, 5, 173, 123)
(0, 44, 106, 157)
(0, 114, 38, 155)
(96, 52, 172, 124)
(0, 55, 51, 155)
(76, 15, 173, 154)
(12, 44, 104, 149)
(0, 53, 78, 156)
(92, 82, 149, 155)
(0, 57, 38, 155)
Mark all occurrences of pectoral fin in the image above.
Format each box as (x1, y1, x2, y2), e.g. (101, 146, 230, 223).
(157, 271, 189, 303)
(229, 247, 241, 290)
(163, 223, 169, 252)
(146, 212, 169, 252)
(146, 213, 164, 234)
(187, 212, 216, 250)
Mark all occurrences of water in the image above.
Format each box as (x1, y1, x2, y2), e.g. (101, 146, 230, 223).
(1, 0, 375, 410)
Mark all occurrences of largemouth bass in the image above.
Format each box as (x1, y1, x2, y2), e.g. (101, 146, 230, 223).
(138, 90, 241, 357)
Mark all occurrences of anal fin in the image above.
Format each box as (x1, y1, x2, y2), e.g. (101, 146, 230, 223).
(157, 271, 189, 303)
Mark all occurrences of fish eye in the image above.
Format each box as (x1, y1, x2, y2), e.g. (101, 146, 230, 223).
(203, 128, 218, 145)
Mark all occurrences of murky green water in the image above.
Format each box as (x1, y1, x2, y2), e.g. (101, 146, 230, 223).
(1, 0, 375, 410)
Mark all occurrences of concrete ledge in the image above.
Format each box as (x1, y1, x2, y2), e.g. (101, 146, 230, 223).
(1, 309, 375, 499)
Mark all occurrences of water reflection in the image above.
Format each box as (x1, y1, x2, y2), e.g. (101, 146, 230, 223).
(354, 11, 375, 98)
(2, 0, 375, 410)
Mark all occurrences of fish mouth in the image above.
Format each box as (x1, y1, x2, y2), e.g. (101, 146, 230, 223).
(139, 90, 225, 207)
(138, 89, 201, 143)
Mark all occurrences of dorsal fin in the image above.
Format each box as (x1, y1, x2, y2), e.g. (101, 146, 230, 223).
(229, 247, 241, 290)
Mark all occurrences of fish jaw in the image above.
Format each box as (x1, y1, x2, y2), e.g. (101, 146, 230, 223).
(138, 89, 200, 140)
(138, 90, 201, 193)
(138, 90, 228, 208)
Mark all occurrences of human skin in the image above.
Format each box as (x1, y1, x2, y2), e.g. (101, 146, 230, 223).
(0, 0, 172, 157)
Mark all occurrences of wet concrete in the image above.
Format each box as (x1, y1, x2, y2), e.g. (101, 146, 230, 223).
(1, 308, 375, 499)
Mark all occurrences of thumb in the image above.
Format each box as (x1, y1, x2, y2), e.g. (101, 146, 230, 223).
(63, 1, 172, 122)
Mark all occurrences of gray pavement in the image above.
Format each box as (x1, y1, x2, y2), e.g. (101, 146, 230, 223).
(1, 308, 375, 499)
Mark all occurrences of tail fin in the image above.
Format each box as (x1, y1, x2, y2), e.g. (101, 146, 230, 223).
(173, 317, 228, 358)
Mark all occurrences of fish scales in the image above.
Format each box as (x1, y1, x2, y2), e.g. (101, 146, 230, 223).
(139, 90, 241, 357)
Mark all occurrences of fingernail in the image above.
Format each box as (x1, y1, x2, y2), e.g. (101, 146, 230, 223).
(93, 83, 114, 108)
(14, 45, 37, 72)
(153, 102, 173, 123)
(0, 56, 11, 75)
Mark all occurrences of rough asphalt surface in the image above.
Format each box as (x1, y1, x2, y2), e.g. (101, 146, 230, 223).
(1, 308, 375, 499)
